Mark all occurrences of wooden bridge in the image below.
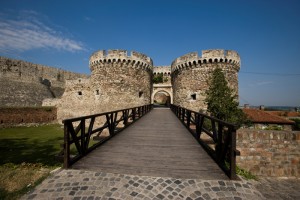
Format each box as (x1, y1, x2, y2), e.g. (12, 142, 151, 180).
(63, 105, 239, 180)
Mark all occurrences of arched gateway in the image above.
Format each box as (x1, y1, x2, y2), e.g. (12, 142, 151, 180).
(152, 66, 173, 105)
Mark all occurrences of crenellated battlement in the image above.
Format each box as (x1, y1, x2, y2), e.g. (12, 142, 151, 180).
(171, 49, 240, 73)
(89, 49, 153, 72)
(153, 66, 171, 75)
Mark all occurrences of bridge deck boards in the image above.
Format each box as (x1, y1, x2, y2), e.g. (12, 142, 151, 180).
(73, 108, 228, 180)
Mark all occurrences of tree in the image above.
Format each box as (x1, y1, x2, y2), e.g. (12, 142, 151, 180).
(205, 67, 246, 127)
(153, 73, 163, 84)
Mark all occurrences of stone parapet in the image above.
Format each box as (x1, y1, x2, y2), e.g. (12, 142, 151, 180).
(171, 49, 240, 73)
(89, 50, 153, 72)
(0, 56, 88, 83)
(153, 66, 171, 74)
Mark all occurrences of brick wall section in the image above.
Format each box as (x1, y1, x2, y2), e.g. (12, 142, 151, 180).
(0, 107, 57, 126)
(236, 129, 300, 177)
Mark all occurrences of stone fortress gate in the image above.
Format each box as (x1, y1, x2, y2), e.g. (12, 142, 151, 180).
(152, 66, 173, 105)
(56, 49, 240, 121)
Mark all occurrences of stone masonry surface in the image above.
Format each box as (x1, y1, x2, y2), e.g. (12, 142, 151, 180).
(237, 129, 300, 177)
(171, 50, 240, 112)
(22, 169, 264, 200)
(0, 56, 88, 107)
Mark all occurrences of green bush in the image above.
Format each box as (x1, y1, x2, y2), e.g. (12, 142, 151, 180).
(291, 118, 300, 130)
(153, 74, 163, 84)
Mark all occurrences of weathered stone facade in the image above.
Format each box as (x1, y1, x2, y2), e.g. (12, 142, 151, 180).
(57, 50, 153, 120)
(237, 129, 300, 177)
(171, 50, 240, 112)
(0, 57, 88, 106)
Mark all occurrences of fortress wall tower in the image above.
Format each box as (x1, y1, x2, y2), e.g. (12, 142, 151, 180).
(57, 50, 153, 120)
(171, 49, 240, 112)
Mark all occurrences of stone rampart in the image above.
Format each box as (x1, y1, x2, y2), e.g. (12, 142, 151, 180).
(0, 56, 88, 106)
(0, 107, 57, 127)
(171, 49, 240, 112)
(237, 129, 300, 177)
(0, 78, 54, 106)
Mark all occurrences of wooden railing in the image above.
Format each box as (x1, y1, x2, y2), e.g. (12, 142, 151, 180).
(63, 104, 153, 168)
(170, 104, 240, 180)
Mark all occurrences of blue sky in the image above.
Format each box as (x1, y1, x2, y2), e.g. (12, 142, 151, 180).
(0, 0, 299, 106)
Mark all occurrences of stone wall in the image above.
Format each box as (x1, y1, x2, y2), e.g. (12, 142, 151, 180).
(236, 129, 300, 177)
(0, 56, 88, 107)
(57, 50, 153, 121)
(171, 49, 240, 112)
(0, 107, 57, 127)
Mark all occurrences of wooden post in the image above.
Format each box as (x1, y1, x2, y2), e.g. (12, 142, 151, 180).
(63, 122, 70, 168)
(229, 127, 237, 179)
(81, 119, 85, 155)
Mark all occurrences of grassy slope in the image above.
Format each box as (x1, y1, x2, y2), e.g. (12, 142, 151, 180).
(0, 124, 64, 199)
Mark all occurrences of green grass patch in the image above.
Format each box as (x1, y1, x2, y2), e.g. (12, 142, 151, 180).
(0, 163, 50, 200)
(225, 161, 257, 180)
(236, 165, 257, 180)
(0, 124, 64, 199)
(0, 124, 63, 166)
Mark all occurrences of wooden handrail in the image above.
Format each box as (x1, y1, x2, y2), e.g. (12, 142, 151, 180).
(63, 104, 153, 168)
(170, 104, 239, 180)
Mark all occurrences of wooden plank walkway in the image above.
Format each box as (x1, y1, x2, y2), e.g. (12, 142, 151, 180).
(72, 108, 228, 180)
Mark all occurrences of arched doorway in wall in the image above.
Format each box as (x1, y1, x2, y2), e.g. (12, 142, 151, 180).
(152, 90, 171, 107)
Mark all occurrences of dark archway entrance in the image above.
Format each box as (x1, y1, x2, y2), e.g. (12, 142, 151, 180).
(153, 91, 171, 107)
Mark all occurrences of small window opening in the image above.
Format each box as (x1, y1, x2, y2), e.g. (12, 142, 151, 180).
(139, 91, 143, 98)
(191, 94, 196, 100)
(78, 91, 82, 95)
(0, 120, 3, 124)
(96, 90, 99, 95)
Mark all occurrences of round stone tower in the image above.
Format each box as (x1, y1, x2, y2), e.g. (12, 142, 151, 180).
(89, 49, 153, 109)
(57, 49, 153, 120)
(171, 49, 240, 112)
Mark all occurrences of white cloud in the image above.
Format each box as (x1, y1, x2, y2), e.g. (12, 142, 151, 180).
(0, 11, 85, 53)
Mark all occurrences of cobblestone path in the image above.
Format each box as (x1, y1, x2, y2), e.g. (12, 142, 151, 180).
(22, 169, 264, 200)
(251, 177, 300, 200)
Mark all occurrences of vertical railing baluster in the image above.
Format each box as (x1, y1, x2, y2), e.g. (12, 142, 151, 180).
(186, 110, 191, 128)
(216, 123, 223, 161)
(81, 119, 85, 155)
(212, 120, 217, 142)
(63, 122, 70, 168)
(132, 108, 136, 121)
(230, 127, 237, 179)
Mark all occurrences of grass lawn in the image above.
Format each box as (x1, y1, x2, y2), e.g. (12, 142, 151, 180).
(0, 124, 64, 199)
